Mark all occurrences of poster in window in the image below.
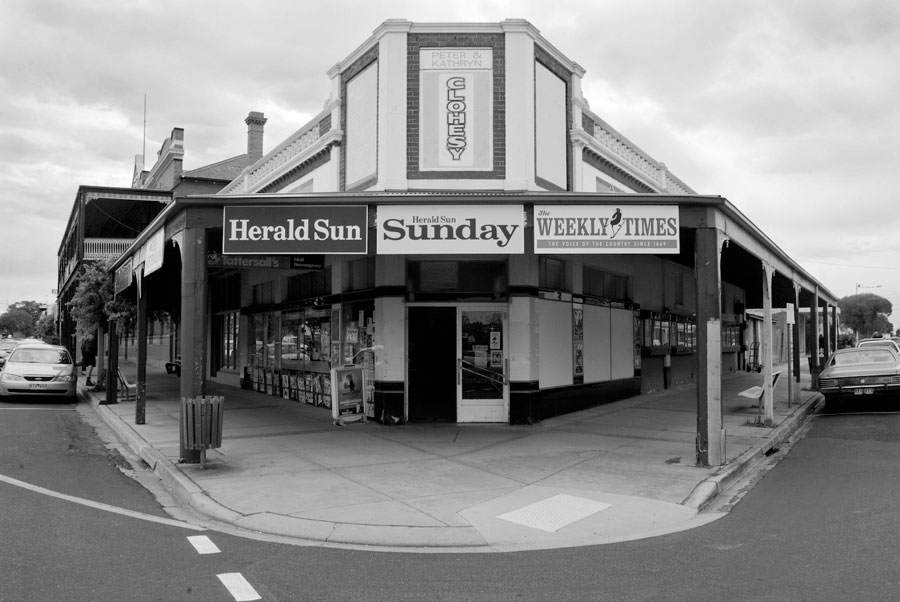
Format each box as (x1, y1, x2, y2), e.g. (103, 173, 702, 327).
(331, 365, 367, 424)
(489, 330, 501, 350)
(573, 306, 584, 380)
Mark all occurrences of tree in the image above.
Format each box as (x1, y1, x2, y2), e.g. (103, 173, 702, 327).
(839, 293, 893, 339)
(34, 313, 59, 344)
(67, 260, 135, 338)
(0, 300, 45, 338)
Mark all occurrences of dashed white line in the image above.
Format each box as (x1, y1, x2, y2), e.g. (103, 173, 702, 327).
(187, 535, 220, 554)
(217, 573, 261, 601)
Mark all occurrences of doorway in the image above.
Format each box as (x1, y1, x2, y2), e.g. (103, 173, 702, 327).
(408, 307, 457, 421)
(407, 305, 510, 423)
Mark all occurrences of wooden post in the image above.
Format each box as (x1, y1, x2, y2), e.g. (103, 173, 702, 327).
(761, 263, 775, 425)
(103, 319, 119, 405)
(695, 227, 726, 467)
(792, 284, 801, 406)
(179, 226, 207, 463)
(136, 273, 147, 425)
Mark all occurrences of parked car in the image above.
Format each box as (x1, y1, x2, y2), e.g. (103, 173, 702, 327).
(856, 338, 900, 353)
(0, 343, 77, 400)
(0, 338, 20, 368)
(817, 347, 900, 410)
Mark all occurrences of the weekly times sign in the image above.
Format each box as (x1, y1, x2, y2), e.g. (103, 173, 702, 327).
(533, 205, 680, 254)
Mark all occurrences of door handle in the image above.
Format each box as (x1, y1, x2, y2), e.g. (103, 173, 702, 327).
(504, 358, 509, 385)
(457, 358, 461, 385)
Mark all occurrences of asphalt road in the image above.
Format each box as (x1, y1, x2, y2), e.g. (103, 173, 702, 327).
(3, 396, 900, 601)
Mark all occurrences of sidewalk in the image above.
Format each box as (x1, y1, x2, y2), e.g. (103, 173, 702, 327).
(83, 363, 821, 552)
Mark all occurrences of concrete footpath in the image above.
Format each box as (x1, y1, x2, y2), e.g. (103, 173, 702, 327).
(82, 363, 821, 552)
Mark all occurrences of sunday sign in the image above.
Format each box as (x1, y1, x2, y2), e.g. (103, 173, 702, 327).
(376, 205, 524, 254)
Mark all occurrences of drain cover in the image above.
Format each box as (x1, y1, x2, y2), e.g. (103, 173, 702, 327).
(497, 494, 611, 532)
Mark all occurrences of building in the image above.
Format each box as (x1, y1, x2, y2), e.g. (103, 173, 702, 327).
(57, 112, 268, 365)
(106, 20, 838, 466)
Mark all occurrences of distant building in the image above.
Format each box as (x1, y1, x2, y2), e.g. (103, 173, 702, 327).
(57, 112, 267, 360)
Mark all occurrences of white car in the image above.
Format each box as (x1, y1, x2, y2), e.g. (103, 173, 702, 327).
(857, 338, 900, 354)
(0, 343, 78, 400)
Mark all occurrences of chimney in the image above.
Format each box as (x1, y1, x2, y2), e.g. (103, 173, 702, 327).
(245, 111, 267, 161)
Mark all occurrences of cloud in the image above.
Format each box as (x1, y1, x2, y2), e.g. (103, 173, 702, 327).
(1, 0, 898, 313)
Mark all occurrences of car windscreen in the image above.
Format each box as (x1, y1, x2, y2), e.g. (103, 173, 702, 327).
(833, 350, 897, 365)
(8, 348, 72, 364)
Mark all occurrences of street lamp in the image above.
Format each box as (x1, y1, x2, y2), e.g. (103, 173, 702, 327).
(856, 283, 881, 294)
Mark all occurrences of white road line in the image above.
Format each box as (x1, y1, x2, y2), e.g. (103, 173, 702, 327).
(497, 494, 611, 532)
(0, 472, 205, 531)
(187, 535, 221, 554)
(217, 573, 261, 601)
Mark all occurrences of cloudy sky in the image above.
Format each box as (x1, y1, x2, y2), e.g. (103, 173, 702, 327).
(2, 0, 899, 322)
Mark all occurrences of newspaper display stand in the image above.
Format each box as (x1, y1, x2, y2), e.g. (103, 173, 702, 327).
(331, 364, 367, 425)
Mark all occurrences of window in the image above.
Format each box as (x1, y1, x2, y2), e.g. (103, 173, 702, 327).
(252, 281, 274, 305)
(584, 266, 629, 300)
(347, 256, 375, 291)
(286, 267, 330, 301)
(217, 311, 239, 371)
(407, 261, 507, 300)
(540, 257, 567, 291)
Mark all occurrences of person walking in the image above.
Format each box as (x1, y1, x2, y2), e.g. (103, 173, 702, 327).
(80, 334, 97, 386)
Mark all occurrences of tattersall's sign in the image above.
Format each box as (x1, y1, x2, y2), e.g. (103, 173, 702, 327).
(207, 252, 324, 270)
(376, 205, 524, 254)
(223, 206, 368, 254)
(533, 205, 680, 254)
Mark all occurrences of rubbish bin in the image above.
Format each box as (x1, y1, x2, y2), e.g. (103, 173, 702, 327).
(182, 395, 224, 468)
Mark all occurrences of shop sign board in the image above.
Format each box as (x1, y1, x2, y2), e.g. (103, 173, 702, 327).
(114, 257, 133, 295)
(206, 251, 324, 270)
(142, 228, 166, 275)
(419, 48, 493, 171)
(533, 205, 680, 254)
(376, 205, 524, 254)
(223, 205, 368, 255)
(331, 364, 367, 424)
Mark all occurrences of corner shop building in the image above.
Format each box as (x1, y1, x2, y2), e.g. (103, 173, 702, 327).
(109, 20, 838, 466)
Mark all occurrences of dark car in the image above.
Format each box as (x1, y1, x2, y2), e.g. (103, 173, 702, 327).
(0, 338, 20, 368)
(818, 347, 900, 410)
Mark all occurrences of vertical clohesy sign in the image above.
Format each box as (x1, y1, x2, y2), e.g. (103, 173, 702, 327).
(223, 206, 368, 254)
(533, 205, 680, 254)
(376, 205, 524, 254)
(419, 48, 493, 171)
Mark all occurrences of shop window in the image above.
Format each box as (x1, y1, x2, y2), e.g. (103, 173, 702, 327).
(347, 256, 375, 291)
(286, 268, 329, 301)
(252, 281, 274, 305)
(723, 324, 740, 349)
(407, 261, 507, 300)
(540, 257, 567, 291)
(584, 266, 628, 300)
(211, 274, 241, 313)
(274, 308, 333, 407)
(213, 311, 239, 372)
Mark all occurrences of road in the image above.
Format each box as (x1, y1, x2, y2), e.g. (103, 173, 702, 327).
(3, 395, 900, 601)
